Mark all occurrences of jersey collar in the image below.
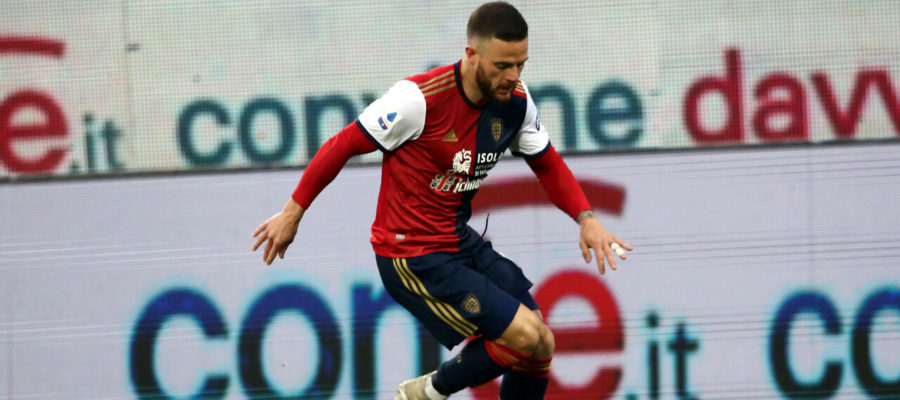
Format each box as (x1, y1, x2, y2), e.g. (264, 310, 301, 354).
(454, 61, 487, 109)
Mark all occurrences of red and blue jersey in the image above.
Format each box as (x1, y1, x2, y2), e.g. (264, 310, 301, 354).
(355, 62, 550, 258)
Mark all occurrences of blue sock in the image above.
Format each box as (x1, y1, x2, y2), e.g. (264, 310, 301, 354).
(431, 337, 509, 395)
(500, 370, 549, 400)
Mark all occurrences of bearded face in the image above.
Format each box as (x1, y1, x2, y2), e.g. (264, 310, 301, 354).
(470, 37, 528, 103)
(475, 59, 512, 103)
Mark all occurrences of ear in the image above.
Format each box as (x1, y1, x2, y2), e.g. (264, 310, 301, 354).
(465, 45, 478, 65)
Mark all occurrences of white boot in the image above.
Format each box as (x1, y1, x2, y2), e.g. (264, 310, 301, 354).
(395, 372, 448, 400)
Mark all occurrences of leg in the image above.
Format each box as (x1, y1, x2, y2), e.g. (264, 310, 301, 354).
(429, 242, 543, 396)
(376, 253, 524, 399)
(500, 309, 554, 400)
(431, 305, 540, 396)
(494, 305, 546, 355)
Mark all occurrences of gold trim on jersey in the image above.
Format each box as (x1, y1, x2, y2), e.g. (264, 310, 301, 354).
(392, 258, 477, 337)
(423, 82, 457, 98)
(417, 70, 454, 88)
(419, 75, 455, 92)
(514, 81, 526, 95)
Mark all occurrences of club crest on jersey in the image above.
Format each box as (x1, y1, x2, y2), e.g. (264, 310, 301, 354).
(462, 293, 481, 314)
(378, 111, 399, 130)
(451, 149, 472, 175)
(491, 118, 503, 141)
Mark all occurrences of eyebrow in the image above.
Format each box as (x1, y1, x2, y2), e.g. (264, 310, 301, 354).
(495, 58, 529, 67)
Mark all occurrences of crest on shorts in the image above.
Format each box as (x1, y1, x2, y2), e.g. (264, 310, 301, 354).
(462, 293, 481, 314)
(491, 118, 503, 141)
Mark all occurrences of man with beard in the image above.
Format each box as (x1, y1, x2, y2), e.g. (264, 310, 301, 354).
(251, 2, 632, 399)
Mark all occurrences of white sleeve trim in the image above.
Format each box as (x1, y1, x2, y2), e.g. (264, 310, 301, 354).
(357, 80, 427, 152)
(509, 81, 551, 157)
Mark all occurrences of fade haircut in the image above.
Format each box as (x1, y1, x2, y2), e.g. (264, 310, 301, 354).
(467, 2, 528, 44)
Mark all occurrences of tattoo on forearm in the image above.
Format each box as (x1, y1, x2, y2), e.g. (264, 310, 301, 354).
(577, 209, 596, 222)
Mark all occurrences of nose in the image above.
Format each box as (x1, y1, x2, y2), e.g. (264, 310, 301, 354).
(505, 68, 519, 84)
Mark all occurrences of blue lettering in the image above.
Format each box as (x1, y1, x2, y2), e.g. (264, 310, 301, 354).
(530, 84, 577, 149)
(238, 284, 342, 398)
(588, 81, 643, 147)
(238, 98, 295, 164)
(351, 283, 441, 399)
(769, 291, 842, 399)
(130, 288, 228, 399)
(178, 100, 232, 166)
(304, 95, 357, 160)
(853, 287, 900, 398)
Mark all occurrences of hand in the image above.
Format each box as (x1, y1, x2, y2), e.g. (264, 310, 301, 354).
(252, 199, 305, 265)
(577, 210, 633, 275)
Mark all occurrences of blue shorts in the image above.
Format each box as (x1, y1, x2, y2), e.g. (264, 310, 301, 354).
(376, 237, 539, 349)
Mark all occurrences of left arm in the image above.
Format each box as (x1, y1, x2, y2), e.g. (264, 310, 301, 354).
(525, 146, 633, 274)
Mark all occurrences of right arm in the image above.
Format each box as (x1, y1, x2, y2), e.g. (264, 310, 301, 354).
(252, 122, 377, 265)
(251, 79, 426, 265)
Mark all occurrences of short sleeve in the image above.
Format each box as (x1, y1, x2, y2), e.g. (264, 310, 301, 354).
(509, 82, 551, 158)
(356, 80, 427, 152)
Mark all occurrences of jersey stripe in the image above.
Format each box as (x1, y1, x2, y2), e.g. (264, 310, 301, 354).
(514, 81, 526, 95)
(422, 82, 457, 98)
(392, 259, 470, 336)
(417, 70, 454, 88)
(393, 258, 478, 336)
(398, 258, 478, 334)
(392, 258, 475, 337)
(419, 75, 455, 92)
(396, 260, 474, 337)
(400, 258, 478, 332)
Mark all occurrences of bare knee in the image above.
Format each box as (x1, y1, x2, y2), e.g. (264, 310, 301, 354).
(497, 305, 545, 355)
(533, 324, 555, 359)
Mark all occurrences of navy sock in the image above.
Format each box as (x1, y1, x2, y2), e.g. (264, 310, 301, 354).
(431, 337, 509, 395)
(499, 370, 549, 400)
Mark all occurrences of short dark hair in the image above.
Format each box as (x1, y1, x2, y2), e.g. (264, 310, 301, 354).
(467, 2, 528, 43)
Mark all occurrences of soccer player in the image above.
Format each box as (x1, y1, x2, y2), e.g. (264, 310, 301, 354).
(252, 2, 632, 399)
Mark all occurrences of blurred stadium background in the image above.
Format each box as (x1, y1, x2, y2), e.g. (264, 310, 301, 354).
(1, 1, 898, 398)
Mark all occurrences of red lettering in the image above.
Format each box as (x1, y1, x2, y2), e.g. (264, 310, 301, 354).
(684, 48, 743, 144)
(812, 69, 900, 138)
(0, 36, 65, 58)
(470, 270, 623, 399)
(0, 90, 69, 173)
(472, 177, 626, 216)
(754, 73, 808, 142)
(0, 36, 68, 174)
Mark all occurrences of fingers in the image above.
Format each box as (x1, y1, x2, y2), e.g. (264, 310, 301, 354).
(264, 238, 274, 265)
(595, 244, 613, 275)
(580, 240, 591, 263)
(252, 221, 267, 238)
(251, 230, 267, 251)
(266, 243, 280, 265)
(595, 246, 605, 275)
(603, 244, 618, 272)
(616, 237, 634, 251)
(610, 242, 627, 260)
(251, 220, 269, 251)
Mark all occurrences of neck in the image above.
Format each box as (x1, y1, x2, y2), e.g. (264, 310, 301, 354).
(459, 57, 485, 104)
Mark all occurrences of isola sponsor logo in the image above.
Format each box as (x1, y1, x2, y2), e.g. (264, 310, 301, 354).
(429, 174, 485, 193)
(429, 149, 484, 193)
